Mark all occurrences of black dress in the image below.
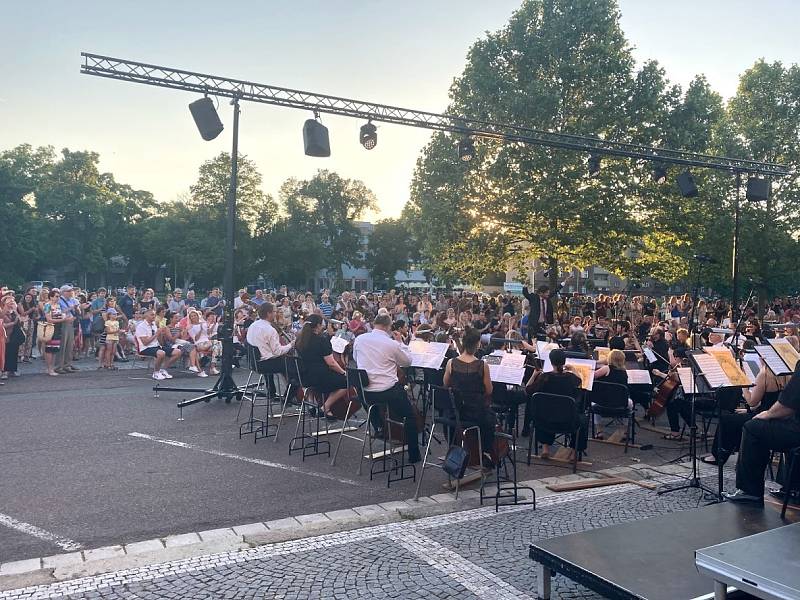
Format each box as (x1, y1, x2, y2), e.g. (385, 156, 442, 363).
(298, 334, 346, 393)
(449, 357, 495, 456)
(526, 370, 585, 449)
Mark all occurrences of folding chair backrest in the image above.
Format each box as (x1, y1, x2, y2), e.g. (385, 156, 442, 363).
(430, 384, 454, 415)
(346, 367, 369, 406)
(285, 353, 304, 388)
(532, 392, 579, 433)
(246, 343, 261, 371)
(589, 381, 629, 411)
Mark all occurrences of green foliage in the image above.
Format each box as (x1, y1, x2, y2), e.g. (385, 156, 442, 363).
(263, 170, 376, 290)
(364, 219, 413, 288)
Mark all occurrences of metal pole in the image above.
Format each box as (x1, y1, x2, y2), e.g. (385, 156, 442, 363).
(731, 172, 742, 323)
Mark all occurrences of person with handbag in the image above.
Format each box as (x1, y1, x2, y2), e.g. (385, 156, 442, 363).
(1, 294, 25, 379)
(443, 327, 496, 467)
(42, 289, 65, 376)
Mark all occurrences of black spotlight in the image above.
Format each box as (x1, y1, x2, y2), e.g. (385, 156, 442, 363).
(587, 154, 601, 178)
(359, 121, 377, 150)
(746, 177, 771, 201)
(677, 170, 698, 197)
(188, 97, 224, 141)
(652, 164, 668, 184)
(303, 117, 331, 157)
(458, 136, 475, 162)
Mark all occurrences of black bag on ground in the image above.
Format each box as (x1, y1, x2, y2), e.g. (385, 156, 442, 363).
(442, 445, 469, 479)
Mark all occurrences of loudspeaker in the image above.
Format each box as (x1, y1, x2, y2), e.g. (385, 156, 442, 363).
(677, 171, 698, 197)
(746, 177, 770, 201)
(303, 119, 331, 157)
(188, 97, 224, 141)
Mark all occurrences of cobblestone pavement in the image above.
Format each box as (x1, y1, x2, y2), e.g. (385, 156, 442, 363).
(0, 475, 728, 600)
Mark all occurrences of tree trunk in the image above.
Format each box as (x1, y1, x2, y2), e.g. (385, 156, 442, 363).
(547, 256, 558, 293)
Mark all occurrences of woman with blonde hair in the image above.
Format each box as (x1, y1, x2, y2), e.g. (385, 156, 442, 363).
(591, 349, 630, 439)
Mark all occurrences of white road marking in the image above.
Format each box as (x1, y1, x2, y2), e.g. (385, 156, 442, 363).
(0, 513, 82, 552)
(127, 432, 361, 487)
(391, 530, 534, 600)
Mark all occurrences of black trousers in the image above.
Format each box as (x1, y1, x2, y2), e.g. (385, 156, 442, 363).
(460, 405, 497, 457)
(365, 385, 420, 462)
(4, 339, 21, 373)
(256, 357, 285, 395)
(712, 411, 753, 464)
(735, 417, 800, 497)
(667, 394, 716, 432)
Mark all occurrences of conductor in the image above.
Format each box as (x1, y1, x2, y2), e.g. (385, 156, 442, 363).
(523, 275, 570, 342)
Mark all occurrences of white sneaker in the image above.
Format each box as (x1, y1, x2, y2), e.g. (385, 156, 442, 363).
(188, 366, 200, 373)
(152, 372, 165, 381)
(160, 369, 173, 379)
(210, 367, 220, 375)
(198, 371, 209, 378)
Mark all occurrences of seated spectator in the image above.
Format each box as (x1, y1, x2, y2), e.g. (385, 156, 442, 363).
(136, 309, 180, 381)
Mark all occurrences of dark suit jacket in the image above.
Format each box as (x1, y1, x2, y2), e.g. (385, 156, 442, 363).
(523, 282, 565, 328)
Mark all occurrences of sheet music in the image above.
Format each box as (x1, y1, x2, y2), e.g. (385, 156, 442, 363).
(703, 346, 752, 387)
(741, 352, 762, 384)
(691, 353, 733, 388)
(677, 367, 696, 392)
(754, 344, 793, 376)
(408, 340, 449, 369)
(564, 358, 596, 391)
(626, 369, 652, 385)
(330, 336, 349, 354)
(488, 352, 526, 386)
(768, 338, 800, 372)
(538, 341, 560, 373)
(595, 347, 610, 363)
(643, 348, 657, 363)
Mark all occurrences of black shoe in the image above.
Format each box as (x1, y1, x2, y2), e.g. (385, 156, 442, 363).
(700, 455, 720, 466)
(722, 489, 764, 505)
(768, 488, 787, 501)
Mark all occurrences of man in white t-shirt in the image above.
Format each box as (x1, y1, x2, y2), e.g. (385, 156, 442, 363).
(136, 309, 180, 380)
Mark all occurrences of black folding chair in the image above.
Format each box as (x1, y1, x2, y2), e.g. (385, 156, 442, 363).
(526, 392, 584, 473)
(331, 367, 368, 467)
(588, 381, 634, 453)
(414, 386, 484, 500)
(781, 446, 800, 519)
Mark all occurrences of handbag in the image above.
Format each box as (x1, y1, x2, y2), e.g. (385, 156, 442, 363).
(39, 322, 55, 343)
(442, 445, 469, 479)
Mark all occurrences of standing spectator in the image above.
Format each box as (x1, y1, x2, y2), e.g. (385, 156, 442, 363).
(91, 288, 108, 317)
(19, 290, 38, 362)
(101, 308, 121, 370)
(43, 289, 65, 376)
(168, 288, 185, 315)
(0, 294, 21, 379)
(118, 286, 136, 321)
(318, 293, 333, 318)
(233, 289, 248, 310)
(57, 285, 79, 374)
(139, 289, 156, 312)
(251, 289, 266, 306)
(184, 289, 199, 311)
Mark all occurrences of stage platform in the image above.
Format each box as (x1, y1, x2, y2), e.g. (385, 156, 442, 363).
(529, 501, 794, 600)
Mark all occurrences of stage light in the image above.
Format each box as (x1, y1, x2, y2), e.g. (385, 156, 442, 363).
(677, 170, 698, 197)
(359, 121, 377, 150)
(458, 136, 475, 162)
(303, 116, 331, 157)
(746, 177, 770, 201)
(188, 97, 224, 141)
(652, 164, 668, 184)
(587, 154, 601, 178)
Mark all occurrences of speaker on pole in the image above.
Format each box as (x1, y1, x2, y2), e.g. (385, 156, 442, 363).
(746, 177, 770, 201)
(677, 170, 698, 197)
(189, 97, 224, 141)
(303, 119, 331, 157)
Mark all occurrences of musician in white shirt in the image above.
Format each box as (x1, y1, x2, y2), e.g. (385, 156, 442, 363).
(353, 314, 420, 463)
(246, 303, 294, 393)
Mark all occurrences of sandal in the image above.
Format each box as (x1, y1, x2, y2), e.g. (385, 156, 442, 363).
(700, 455, 720, 465)
(663, 432, 682, 441)
(594, 433, 605, 440)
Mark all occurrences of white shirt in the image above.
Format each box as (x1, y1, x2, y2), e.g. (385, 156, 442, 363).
(135, 319, 159, 349)
(188, 322, 209, 343)
(246, 318, 292, 361)
(352, 328, 412, 392)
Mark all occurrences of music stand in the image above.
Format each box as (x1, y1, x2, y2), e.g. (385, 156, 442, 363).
(658, 350, 720, 501)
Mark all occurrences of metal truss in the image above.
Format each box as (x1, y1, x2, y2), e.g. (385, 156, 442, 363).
(80, 52, 790, 177)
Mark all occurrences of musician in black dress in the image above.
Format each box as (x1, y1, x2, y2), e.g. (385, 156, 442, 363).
(443, 328, 496, 463)
(295, 314, 348, 419)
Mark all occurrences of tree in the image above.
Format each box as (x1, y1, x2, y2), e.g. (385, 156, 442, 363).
(267, 170, 376, 290)
(0, 144, 55, 285)
(365, 219, 413, 288)
(407, 0, 678, 288)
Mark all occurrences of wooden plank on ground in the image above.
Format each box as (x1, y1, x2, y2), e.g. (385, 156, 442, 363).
(545, 477, 658, 492)
(441, 469, 485, 490)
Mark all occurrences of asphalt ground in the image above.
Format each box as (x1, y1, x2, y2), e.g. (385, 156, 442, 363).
(0, 356, 691, 564)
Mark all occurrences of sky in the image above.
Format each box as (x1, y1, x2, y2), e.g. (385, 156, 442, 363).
(3, 0, 799, 220)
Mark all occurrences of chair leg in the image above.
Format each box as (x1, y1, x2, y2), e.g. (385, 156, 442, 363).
(527, 424, 534, 466)
(357, 405, 375, 476)
(331, 397, 355, 466)
(782, 452, 797, 519)
(414, 421, 438, 500)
